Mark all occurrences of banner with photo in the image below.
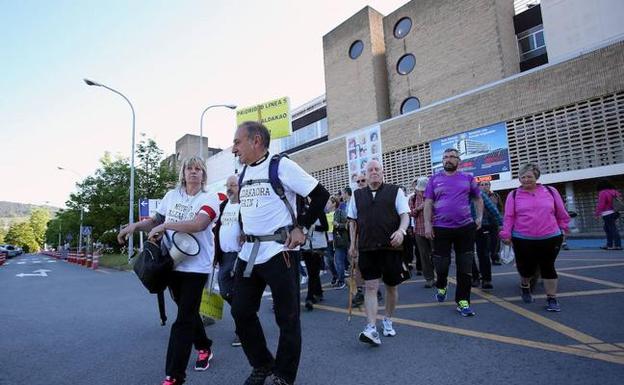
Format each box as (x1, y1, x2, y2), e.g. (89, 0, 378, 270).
(346, 124, 382, 189)
(430, 122, 511, 181)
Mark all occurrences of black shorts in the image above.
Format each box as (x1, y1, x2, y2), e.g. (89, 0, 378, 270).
(358, 250, 407, 287)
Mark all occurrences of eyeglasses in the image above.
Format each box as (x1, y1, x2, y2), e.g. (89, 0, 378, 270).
(357, 179, 366, 183)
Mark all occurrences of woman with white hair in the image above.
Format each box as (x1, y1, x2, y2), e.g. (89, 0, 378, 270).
(118, 156, 221, 385)
(499, 163, 570, 312)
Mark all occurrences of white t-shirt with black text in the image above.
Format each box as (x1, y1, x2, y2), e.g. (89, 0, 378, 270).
(238, 154, 318, 265)
(218, 202, 242, 253)
(158, 188, 220, 274)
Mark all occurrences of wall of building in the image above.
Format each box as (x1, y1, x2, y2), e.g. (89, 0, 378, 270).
(381, 0, 519, 117)
(542, 0, 624, 64)
(323, 7, 390, 139)
(291, 41, 624, 232)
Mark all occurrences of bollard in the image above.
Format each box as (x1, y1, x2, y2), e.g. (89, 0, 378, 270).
(92, 254, 99, 270)
(86, 254, 92, 268)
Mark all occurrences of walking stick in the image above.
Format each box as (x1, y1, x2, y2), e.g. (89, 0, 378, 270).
(347, 258, 356, 322)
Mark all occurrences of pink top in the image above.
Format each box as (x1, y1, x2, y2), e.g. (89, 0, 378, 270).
(499, 185, 570, 240)
(595, 189, 621, 216)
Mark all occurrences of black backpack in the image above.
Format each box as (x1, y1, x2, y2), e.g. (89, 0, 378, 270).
(238, 153, 305, 226)
(133, 239, 173, 325)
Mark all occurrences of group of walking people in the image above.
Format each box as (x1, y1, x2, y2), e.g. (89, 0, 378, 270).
(117, 120, 621, 384)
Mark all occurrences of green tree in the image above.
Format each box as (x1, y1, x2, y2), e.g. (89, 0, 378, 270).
(29, 208, 50, 247)
(0, 227, 6, 243)
(5, 222, 38, 253)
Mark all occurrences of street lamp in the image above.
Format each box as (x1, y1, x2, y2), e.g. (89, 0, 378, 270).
(84, 78, 136, 259)
(57, 166, 85, 254)
(199, 104, 237, 158)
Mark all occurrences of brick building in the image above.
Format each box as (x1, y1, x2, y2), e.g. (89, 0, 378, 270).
(205, 0, 624, 234)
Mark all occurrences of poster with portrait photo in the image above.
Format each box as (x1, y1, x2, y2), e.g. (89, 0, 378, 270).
(345, 124, 382, 190)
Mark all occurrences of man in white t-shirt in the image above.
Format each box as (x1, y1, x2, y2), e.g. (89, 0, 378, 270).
(213, 175, 242, 347)
(348, 160, 410, 346)
(231, 121, 330, 385)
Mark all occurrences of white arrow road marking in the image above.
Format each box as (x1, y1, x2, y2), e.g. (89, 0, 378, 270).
(47, 260, 57, 263)
(16, 269, 51, 278)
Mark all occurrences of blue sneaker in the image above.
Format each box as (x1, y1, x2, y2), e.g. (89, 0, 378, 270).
(435, 287, 447, 302)
(456, 300, 475, 317)
(521, 286, 534, 303)
(546, 297, 561, 312)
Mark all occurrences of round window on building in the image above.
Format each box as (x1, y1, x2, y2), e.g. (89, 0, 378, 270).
(394, 17, 412, 39)
(401, 97, 420, 114)
(349, 40, 364, 59)
(397, 54, 416, 75)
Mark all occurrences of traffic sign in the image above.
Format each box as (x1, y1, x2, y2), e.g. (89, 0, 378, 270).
(139, 198, 149, 220)
(81, 226, 92, 236)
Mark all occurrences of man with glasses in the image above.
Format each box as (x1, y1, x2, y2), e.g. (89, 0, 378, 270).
(424, 148, 483, 317)
(356, 173, 367, 189)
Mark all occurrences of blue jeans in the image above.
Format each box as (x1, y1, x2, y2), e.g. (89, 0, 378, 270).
(333, 246, 348, 284)
(324, 243, 338, 280)
(603, 212, 622, 248)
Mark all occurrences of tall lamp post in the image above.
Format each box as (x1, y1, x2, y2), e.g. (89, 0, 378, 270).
(199, 104, 237, 158)
(84, 78, 136, 259)
(57, 166, 85, 254)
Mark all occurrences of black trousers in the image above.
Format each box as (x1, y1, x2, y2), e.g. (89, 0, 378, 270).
(231, 251, 301, 384)
(166, 271, 212, 380)
(302, 249, 323, 301)
(472, 225, 494, 281)
(432, 223, 476, 304)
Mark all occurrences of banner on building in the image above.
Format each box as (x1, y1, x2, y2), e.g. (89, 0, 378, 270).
(430, 122, 511, 181)
(345, 124, 383, 189)
(236, 97, 291, 139)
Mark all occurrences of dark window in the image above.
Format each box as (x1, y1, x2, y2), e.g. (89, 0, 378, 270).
(349, 40, 364, 59)
(394, 17, 412, 39)
(517, 25, 546, 61)
(401, 97, 420, 114)
(397, 54, 416, 75)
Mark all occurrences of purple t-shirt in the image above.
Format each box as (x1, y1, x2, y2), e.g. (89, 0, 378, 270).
(424, 171, 480, 228)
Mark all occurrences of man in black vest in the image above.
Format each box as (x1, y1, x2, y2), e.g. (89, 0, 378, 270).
(347, 160, 410, 346)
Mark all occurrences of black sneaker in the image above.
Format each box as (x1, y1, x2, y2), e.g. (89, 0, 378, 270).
(481, 281, 493, 290)
(304, 299, 314, 311)
(244, 366, 273, 385)
(194, 348, 213, 371)
(471, 278, 480, 288)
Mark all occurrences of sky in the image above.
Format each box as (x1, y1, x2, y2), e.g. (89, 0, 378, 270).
(0, 0, 408, 208)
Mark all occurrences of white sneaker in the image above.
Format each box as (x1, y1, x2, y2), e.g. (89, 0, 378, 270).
(382, 317, 396, 337)
(358, 324, 381, 346)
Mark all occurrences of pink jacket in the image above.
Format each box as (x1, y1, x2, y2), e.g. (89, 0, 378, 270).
(595, 189, 621, 216)
(500, 185, 570, 240)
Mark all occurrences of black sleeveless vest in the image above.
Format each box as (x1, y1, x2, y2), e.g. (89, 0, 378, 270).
(354, 183, 401, 251)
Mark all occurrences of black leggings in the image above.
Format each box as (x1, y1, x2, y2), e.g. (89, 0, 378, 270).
(166, 271, 212, 380)
(512, 235, 563, 279)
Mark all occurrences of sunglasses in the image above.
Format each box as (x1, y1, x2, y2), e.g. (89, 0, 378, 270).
(357, 179, 366, 183)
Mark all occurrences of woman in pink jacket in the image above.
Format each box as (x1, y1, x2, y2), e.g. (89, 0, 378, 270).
(500, 163, 570, 312)
(595, 179, 622, 250)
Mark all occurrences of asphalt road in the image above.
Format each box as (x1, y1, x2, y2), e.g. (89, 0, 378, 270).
(1, 250, 623, 385)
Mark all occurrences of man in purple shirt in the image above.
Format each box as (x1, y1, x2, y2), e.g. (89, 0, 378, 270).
(424, 148, 483, 317)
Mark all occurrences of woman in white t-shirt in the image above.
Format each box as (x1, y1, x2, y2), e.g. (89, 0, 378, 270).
(118, 156, 220, 385)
